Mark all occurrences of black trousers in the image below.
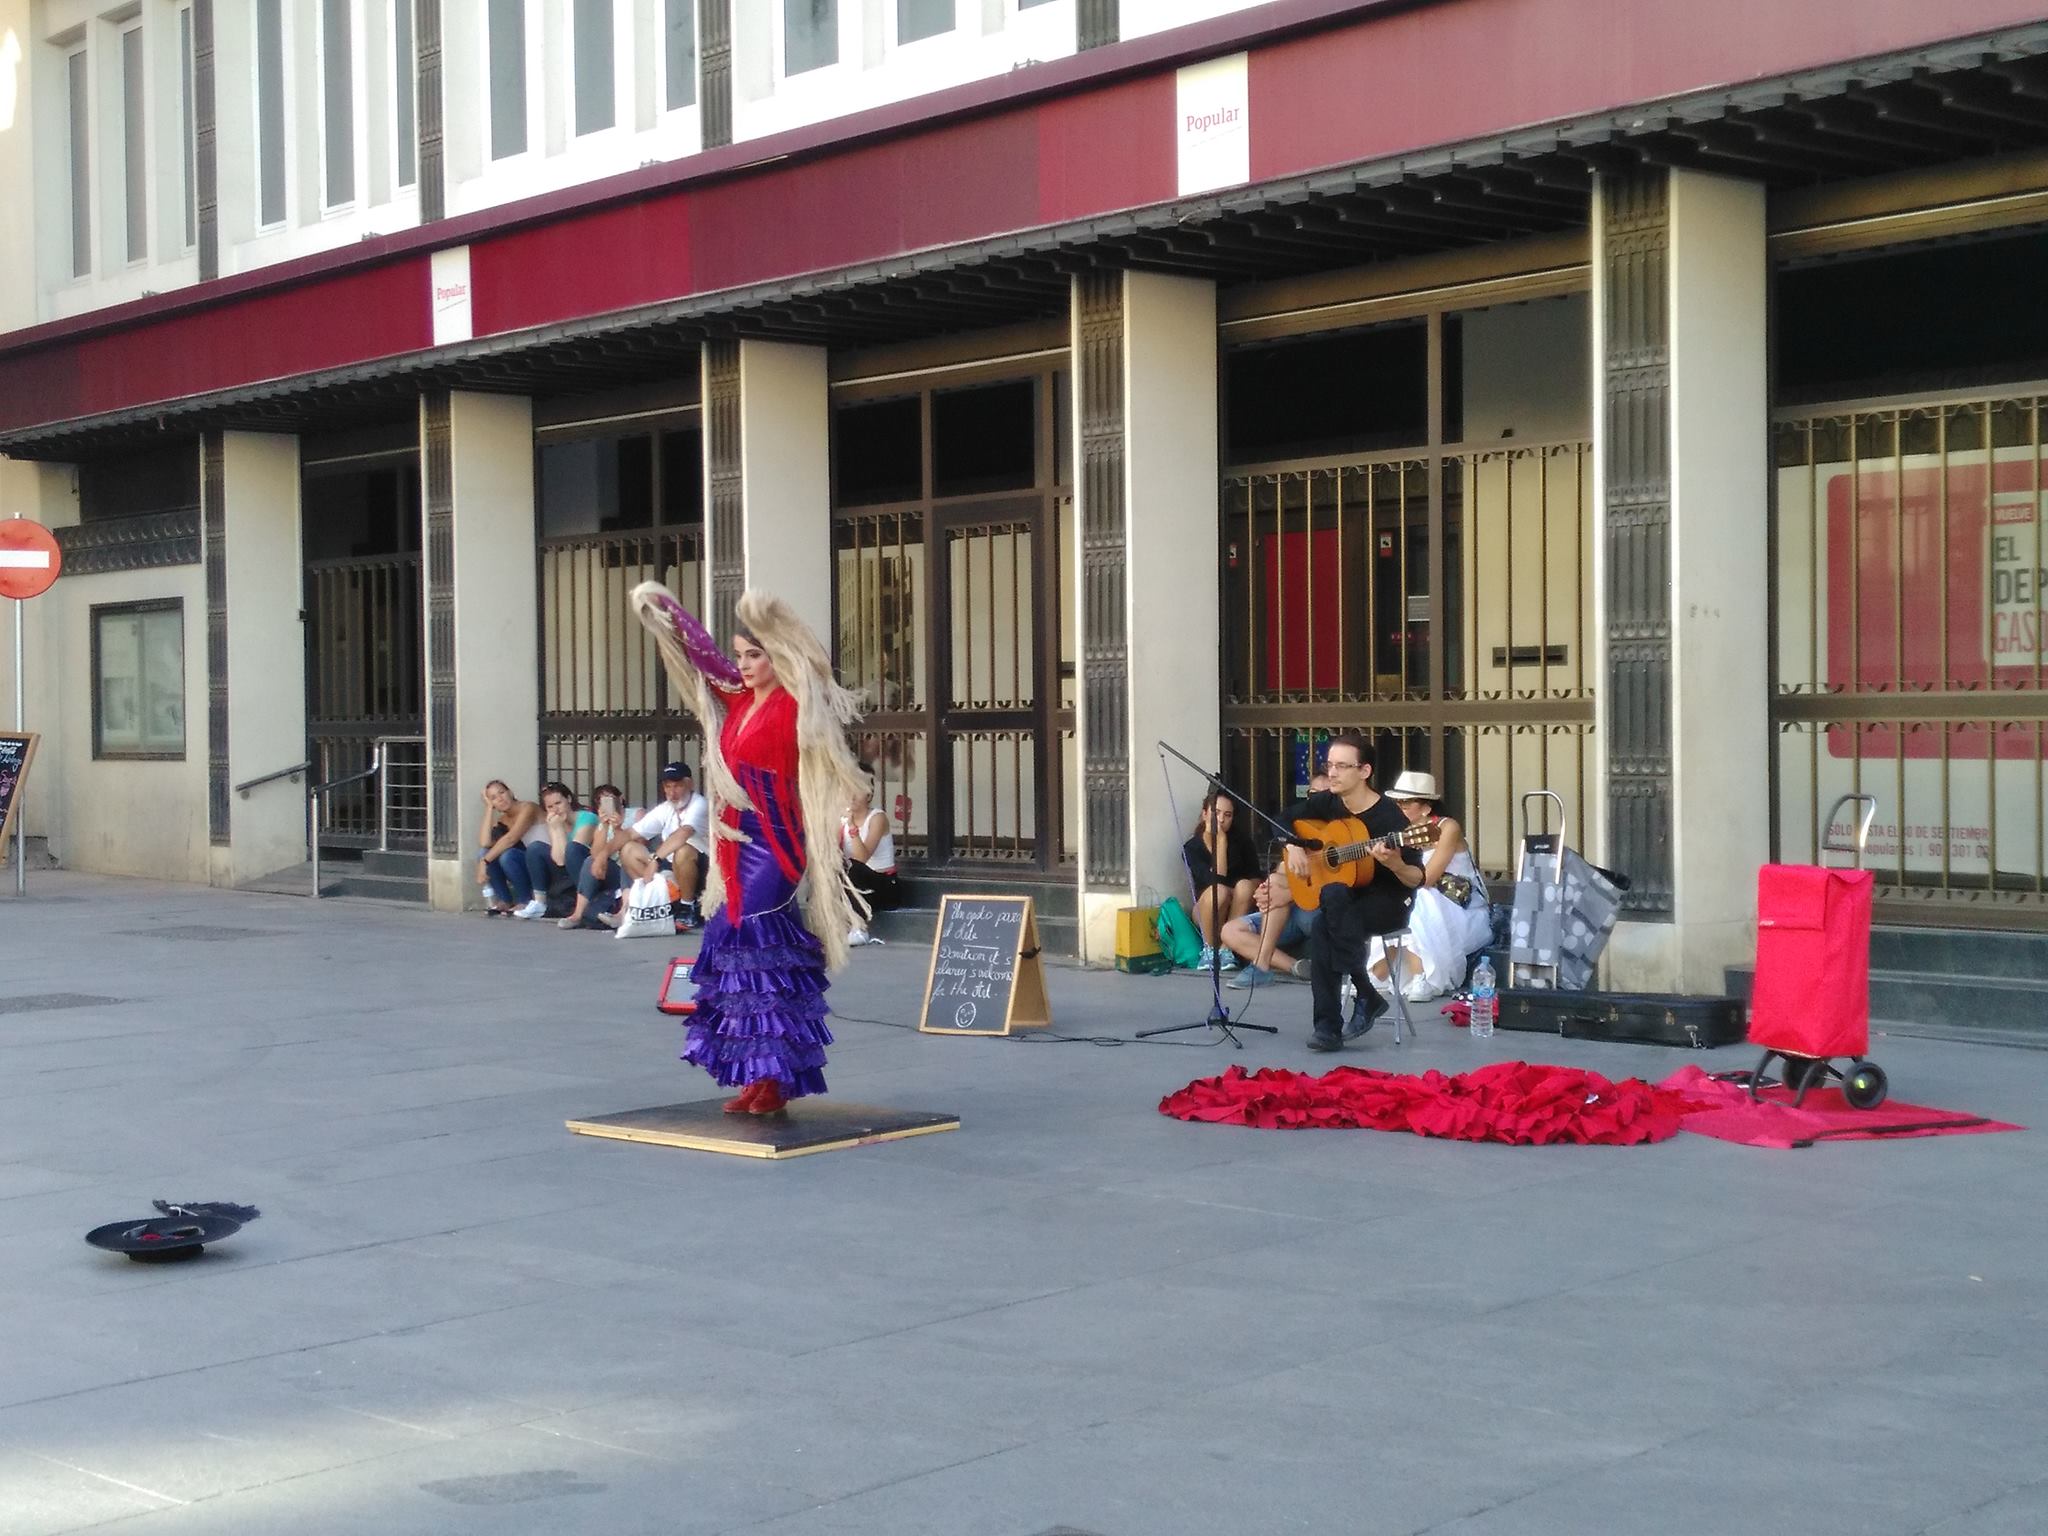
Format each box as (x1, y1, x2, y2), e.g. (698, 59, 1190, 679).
(847, 860, 904, 913)
(1307, 880, 1413, 1037)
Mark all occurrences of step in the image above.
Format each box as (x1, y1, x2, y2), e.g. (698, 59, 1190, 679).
(895, 868, 1078, 921)
(237, 859, 427, 903)
(1866, 924, 2048, 981)
(869, 905, 1080, 959)
(359, 848, 428, 879)
(1725, 963, 2048, 1041)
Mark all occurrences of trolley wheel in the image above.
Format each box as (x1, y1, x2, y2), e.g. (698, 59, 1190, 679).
(1779, 1055, 1822, 1094)
(1843, 1061, 1889, 1111)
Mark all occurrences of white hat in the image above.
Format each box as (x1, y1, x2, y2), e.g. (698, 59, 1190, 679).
(1385, 770, 1441, 802)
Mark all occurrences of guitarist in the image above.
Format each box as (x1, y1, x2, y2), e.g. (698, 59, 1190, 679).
(1282, 734, 1425, 1050)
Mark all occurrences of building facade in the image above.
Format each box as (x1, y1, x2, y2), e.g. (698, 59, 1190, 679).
(4, 0, 2048, 986)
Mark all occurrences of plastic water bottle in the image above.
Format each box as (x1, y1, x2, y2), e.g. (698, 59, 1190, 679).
(1469, 956, 1497, 1039)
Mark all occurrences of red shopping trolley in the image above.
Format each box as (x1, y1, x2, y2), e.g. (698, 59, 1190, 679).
(1746, 794, 1887, 1109)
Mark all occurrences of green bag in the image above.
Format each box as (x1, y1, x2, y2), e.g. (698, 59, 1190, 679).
(1155, 896, 1204, 969)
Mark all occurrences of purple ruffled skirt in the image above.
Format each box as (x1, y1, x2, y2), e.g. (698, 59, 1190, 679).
(681, 813, 832, 1098)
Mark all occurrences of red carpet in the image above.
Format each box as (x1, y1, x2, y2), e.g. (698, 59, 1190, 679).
(1158, 1061, 1696, 1145)
(1658, 1065, 2023, 1149)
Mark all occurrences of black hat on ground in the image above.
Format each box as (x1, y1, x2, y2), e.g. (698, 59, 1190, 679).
(86, 1213, 243, 1263)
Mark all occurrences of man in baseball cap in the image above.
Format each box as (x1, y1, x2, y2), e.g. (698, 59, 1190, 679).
(633, 762, 709, 927)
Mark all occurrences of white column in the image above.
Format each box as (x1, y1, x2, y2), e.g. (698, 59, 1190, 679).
(1073, 271, 1222, 963)
(1599, 169, 1769, 991)
(213, 432, 307, 886)
(426, 391, 538, 910)
(737, 340, 832, 640)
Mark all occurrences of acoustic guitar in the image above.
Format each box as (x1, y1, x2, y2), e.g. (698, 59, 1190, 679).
(1284, 818, 1440, 911)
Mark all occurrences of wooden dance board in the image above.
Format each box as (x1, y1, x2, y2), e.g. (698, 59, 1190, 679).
(566, 1100, 960, 1160)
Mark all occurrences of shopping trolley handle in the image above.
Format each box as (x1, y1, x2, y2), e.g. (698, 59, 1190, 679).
(1820, 793, 1878, 866)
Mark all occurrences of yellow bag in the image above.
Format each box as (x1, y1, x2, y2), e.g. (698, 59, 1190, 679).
(1115, 905, 1161, 960)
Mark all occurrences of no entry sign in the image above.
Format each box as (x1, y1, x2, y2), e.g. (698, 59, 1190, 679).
(0, 520, 61, 600)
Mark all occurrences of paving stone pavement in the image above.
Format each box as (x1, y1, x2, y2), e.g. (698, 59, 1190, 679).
(1, 872, 2044, 1536)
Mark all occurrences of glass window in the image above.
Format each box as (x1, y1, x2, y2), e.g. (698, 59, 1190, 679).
(659, 429, 703, 523)
(539, 435, 655, 536)
(573, 0, 614, 136)
(835, 398, 922, 506)
(933, 381, 1035, 497)
(785, 0, 837, 75)
(322, 0, 355, 207)
(488, 0, 527, 159)
(255, 0, 287, 225)
(121, 26, 146, 263)
(66, 47, 89, 278)
(664, 0, 696, 111)
(394, 0, 416, 189)
(898, 0, 952, 44)
(1224, 321, 1430, 464)
(94, 603, 186, 760)
(180, 8, 197, 247)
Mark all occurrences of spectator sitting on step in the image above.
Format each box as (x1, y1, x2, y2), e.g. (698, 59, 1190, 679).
(1183, 788, 1260, 972)
(841, 777, 902, 947)
(1220, 864, 1317, 989)
(514, 782, 599, 920)
(632, 762, 710, 928)
(560, 783, 641, 930)
(476, 780, 542, 914)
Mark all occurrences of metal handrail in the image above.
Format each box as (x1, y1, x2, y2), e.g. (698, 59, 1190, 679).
(308, 746, 381, 900)
(234, 761, 312, 797)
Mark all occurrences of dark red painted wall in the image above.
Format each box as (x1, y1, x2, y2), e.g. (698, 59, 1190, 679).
(2, 0, 2041, 438)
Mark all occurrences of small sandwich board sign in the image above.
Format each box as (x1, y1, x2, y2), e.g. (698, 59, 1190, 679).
(918, 895, 1051, 1036)
(0, 732, 36, 854)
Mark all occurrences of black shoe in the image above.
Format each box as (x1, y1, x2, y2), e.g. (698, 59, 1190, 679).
(1306, 1030, 1343, 1053)
(1342, 980, 1387, 1040)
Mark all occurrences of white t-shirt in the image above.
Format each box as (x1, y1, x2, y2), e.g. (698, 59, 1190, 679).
(635, 791, 709, 855)
(842, 810, 896, 873)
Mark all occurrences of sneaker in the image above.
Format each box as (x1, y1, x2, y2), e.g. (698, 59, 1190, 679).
(514, 898, 548, 920)
(1219, 952, 1242, 972)
(597, 911, 623, 930)
(1306, 1031, 1343, 1053)
(1194, 945, 1216, 971)
(1227, 965, 1271, 991)
(848, 926, 872, 947)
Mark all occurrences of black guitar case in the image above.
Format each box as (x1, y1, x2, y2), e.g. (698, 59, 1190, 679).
(1496, 988, 1747, 1049)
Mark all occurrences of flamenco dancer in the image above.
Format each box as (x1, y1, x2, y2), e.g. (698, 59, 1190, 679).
(632, 582, 870, 1116)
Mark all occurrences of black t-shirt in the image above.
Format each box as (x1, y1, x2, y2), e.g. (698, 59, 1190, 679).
(1283, 789, 1422, 932)
(1182, 823, 1260, 893)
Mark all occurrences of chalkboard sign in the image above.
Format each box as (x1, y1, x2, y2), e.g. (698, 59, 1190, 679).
(0, 732, 35, 854)
(918, 895, 1052, 1036)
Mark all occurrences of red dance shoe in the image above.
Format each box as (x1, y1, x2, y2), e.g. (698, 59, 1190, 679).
(723, 1081, 765, 1115)
(746, 1078, 787, 1116)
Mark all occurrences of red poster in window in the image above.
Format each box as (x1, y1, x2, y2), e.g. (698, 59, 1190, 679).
(1260, 529, 1343, 693)
(1825, 456, 2047, 759)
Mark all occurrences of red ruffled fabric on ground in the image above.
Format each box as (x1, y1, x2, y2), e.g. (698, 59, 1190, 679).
(1658, 1064, 2024, 1149)
(1159, 1061, 1701, 1146)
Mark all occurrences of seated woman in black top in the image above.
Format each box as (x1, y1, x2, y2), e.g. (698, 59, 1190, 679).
(1182, 789, 1261, 970)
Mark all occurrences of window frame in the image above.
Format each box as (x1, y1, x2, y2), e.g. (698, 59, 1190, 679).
(65, 40, 91, 279)
(118, 19, 147, 266)
(318, 0, 357, 212)
(895, 0, 957, 48)
(661, 0, 697, 114)
(781, 0, 841, 80)
(179, 5, 198, 251)
(253, 0, 288, 230)
(569, 0, 617, 139)
(486, 0, 531, 162)
(91, 599, 188, 762)
(393, 0, 417, 190)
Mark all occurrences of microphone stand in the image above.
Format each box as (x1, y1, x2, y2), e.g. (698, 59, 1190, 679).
(1139, 741, 1283, 1046)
